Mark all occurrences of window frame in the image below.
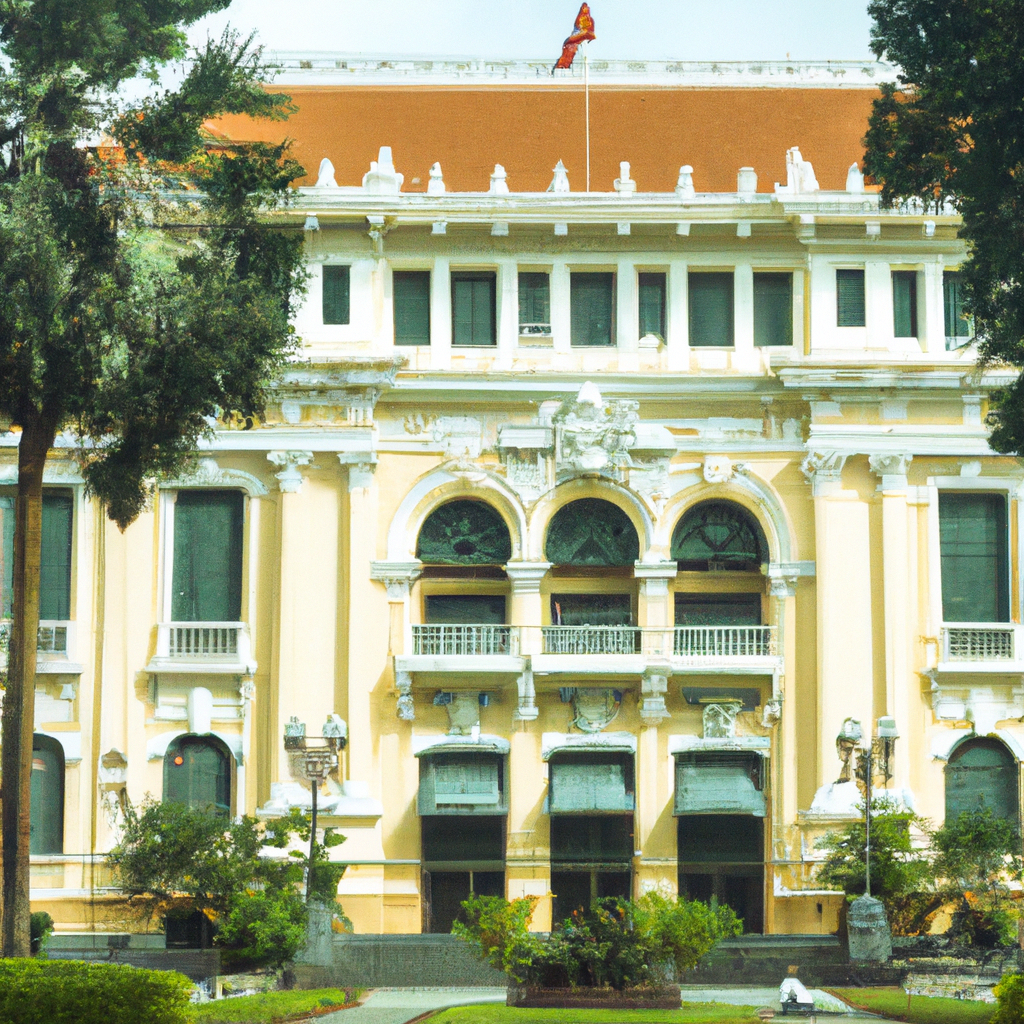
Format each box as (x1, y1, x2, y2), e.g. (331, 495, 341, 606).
(451, 270, 497, 347)
(688, 271, 735, 348)
(518, 270, 552, 337)
(321, 264, 351, 326)
(569, 271, 616, 347)
(836, 268, 867, 328)
(892, 269, 919, 338)
(637, 271, 667, 342)
(393, 269, 432, 347)
(943, 269, 973, 349)
(752, 271, 794, 348)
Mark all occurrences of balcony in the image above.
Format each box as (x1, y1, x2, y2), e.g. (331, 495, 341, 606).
(542, 625, 640, 655)
(674, 626, 777, 660)
(0, 620, 82, 673)
(396, 624, 525, 676)
(936, 624, 1024, 673)
(146, 622, 256, 675)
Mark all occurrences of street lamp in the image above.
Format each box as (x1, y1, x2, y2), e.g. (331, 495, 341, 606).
(283, 714, 348, 903)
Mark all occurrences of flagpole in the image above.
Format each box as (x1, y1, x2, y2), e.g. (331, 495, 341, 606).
(584, 41, 591, 192)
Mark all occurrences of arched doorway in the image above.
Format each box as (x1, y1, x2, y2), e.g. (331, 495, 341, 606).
(30, 734, 64, 854)
(163, 735, 232, 816)
(945, 737, 1019, 827)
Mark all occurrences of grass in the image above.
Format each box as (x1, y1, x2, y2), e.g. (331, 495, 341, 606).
(187, 988, 352, 1024)
(828, 987, 994, 1024)
(427, 1006, 760, 1024)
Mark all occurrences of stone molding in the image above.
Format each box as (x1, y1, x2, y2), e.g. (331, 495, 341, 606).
(267, 450, 314, 493)
(868, 452, 913, 490)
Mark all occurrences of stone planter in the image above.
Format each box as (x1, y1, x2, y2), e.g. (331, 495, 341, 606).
(507, 985, 681, 1009)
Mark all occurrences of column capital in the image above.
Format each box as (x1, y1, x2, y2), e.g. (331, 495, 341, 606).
(505, 561, 552, 593)
(764, 560, 815, 598)
(801, 450, 848, 496)
(370, 560, 422, 600)
(633, 560, 679, 580)
(338, 452, 378, 492)
(868, 452, 913, 491)
(267, 450, 314, 493)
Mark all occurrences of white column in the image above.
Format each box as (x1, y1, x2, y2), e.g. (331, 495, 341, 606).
(865, 261, 893, 349)
(667, 261, 688, 370)
(373, 260, 393, 351)
(616, 260, 637, 354)
(496, 260, 518, 369)
(550, 261, 571, 353)
(734, 263, 754, 354)
(922, 257, 946, 355)
(430, 257, 451, 370)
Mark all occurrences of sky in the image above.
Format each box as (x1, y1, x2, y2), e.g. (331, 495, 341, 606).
(183, 0, 878, 63)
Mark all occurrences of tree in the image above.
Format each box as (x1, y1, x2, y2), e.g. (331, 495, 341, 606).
(863, 1, 1024, 451)
(0, 3, 307, 956)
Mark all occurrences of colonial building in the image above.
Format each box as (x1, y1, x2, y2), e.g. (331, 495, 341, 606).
(7, 58, 1016, 940)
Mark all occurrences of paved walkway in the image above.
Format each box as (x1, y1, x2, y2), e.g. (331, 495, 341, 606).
(320, 987, 505, 1024)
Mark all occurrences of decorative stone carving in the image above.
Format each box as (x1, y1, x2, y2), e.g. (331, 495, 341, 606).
(614, 161, 636, 195)
(675, 165, 695, 199)
(628, 459, 670, 515)
(640, 671, 670, 726)
(765, 561, 815, 598)
(433, 416, 484, 462)
(775, 146, 819, 194)
(395, 671, 414, 721)
(572, 688, 621, 733)
(703, 455, 733, 484)
(801, 450, 848, 494)
(869, 453, 913, 489)
(515, 669, 538, 721)
(267, 450, 314, 493)
(362, 146, 404, 194)
(168, 457, 269, 497)
(490, 164, 509, 194)
(98, 749, 128, 832)
(427, 161, 445, 195)
(366, 214, 392, 257)
(338, 453, 377, 492)
(702, 701, 740, 739)
(846, 162, 865, 193)
(548, 160, 570, 193)
(554, 382, 638, 475)
(505, 452, 548, 505)
(315, 158, 338, 188)
(370, 561, 423, 600)
(441, 692, 482, 735)
(505, 562, 552, 594)
(929, 678, 1024, 736)
(762, 699, 782, 729)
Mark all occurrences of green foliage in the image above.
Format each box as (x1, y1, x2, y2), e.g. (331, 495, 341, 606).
(454, 893, 739, 990)
(108, 801, 347, 968)
(830, 986, 995, 1024)
(816, 800, 936, 934)
(427, 1006, 761, 1024)
(993, 973, 1024, 1024)
(186, 987, 351, 1024)
(931, 809, 1024, 946)
(863, 0, 1024, 454)
(0, 958, 191, 1024)
(28, 912, 52, 956)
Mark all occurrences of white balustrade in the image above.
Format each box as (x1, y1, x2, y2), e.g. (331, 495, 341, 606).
(942, 625, 1015, 662)
(149, 622, 255, 674)
(674, 625, 777, 659)
(412, 624, 517, 656)
(541, 625, 641, 655)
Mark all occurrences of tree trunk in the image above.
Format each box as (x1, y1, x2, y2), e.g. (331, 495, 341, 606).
(1, 412, 57, 957)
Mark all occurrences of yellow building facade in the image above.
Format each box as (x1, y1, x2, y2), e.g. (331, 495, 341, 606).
(6, 59, 1018, 942)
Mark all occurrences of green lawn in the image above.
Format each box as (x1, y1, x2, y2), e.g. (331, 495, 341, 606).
(187, 988, 351, 1024)
(427, 1006, 760, 1024)
(828, 987, 994, 1024)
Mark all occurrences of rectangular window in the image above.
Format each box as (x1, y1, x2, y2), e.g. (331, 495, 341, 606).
(836, 268, 866, 327)
(551, 593, 632, 626)
(172, 491, 244, 622)
(753, 272, 793, 347)
(451, 272, 496, 346)
(322, 265, 350, 325)
(638, 272, 666, 341)
(518, 272, 551, 334)
(40, 493, 73, 621)
(892, 270, 918, 337)
(570, 272, 614, 347)
(425, 595, 506, 624)
(944, 271, 972, 348)
(688, 272, 734, 347)
(939, 492, 1009, 623)
(393, 271, 431, 346)
(675, 593, 762, 626)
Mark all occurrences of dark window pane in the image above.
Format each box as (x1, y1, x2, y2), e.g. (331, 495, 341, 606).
(753, 273, 792, 347)
(425, 595, 506, 624)
(421, 814, 505, 862)
(689, 272, 734, 347)
(394, 271, 431, 346)
(892, 270, 918, 337)
(452, 272, 496, 346)
(417, 500, 512, 565)
(30, 735, 64, 854)
(939, 493, 1008, 622)
(551, 593, 632, 626)
(164, 736, 231, 815)
(518, 272, 551, 332)
(322, 265, 350, 325)
(678, 814, 763, 864)
(837, 269, 866, 326)
(546, 498, 639, 566)
(551, 814, 633, 862)
(570, 273, 614, 347)
(671, 501, 768, 572)
(172, 491, 243, 622)
(638, 272, 666, 340)
(675, 594, 762, 626)
(40, 493, 73, 620)
(944, 271, 972, 347)
(945, 739, 1019, 827)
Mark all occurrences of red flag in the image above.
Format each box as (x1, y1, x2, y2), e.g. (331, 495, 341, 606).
(553, 3, 596, 72)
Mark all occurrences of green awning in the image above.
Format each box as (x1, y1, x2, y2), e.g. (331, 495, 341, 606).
(674, 753, 766, 817)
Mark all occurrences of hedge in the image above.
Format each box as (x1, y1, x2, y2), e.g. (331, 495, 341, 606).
(0, 959, 192, 1024)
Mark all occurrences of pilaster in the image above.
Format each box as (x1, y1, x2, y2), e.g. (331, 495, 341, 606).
(506, 561, 551, 657)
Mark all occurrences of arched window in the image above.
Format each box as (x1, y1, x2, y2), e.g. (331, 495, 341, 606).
(164, 735, 231, 816)
(30, 735, 64, 854)
(945, 738, 1019, 826)
(671, 501, 768, 572)
(545, 499, 640, 567)
(416, 500, 512, 565)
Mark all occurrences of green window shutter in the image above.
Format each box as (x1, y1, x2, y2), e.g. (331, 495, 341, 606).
(172, 491, 244, 622)
(40, 493, 73, 621)
(545, 498, 640, 567)
(393, 271, 431, 346)
(638, 272, 666, 340)
(518, 272, 550, 331)
(416, 499, 512, 565)
(688, 272, 734, 346)
(549, 758, 633, 813)
(944, 271, 971, 346)
(30, 736, 64, 854)
(892, 270, 918, 337)
(939, 492, 1008, 622)
(570, 273, 614, 346)
(674, 754, 766, 817)
(836, 269, 866, 326)
(164, 737, 231, 816)
(0, 496, 14, 618)
(753, 272, 793, 347)
(322, 265, 350, 325)
(451, 273, 496, 346)
(945, 739, 1018, 827)
(418, 757, 507, 819)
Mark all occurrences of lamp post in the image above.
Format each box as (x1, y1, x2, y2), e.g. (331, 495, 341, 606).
(284, 714, 348, 903)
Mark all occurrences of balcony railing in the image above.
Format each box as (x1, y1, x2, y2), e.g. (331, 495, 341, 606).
(674, 625, 777, 659)
(542, 625, 641, 655)
(942, 625, 1015, 662)
(148, 621, 255, 674)
(412, 624, 518, 656)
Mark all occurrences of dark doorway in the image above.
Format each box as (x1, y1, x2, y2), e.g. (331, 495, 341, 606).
(30, 734, 64, 854)
(550, 813, 633, 924)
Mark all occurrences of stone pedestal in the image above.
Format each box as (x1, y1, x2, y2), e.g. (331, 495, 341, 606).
(848, 895, 892, 962)
(295, 902, 334, 967)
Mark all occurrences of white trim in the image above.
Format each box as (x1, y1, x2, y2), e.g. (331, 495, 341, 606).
(146, 728, 243, 765)
(37, 729, 82, 765)
(412, 734, 510, 756)
(541, 731, 637, 760)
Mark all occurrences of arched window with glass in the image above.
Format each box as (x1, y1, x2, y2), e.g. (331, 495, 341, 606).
(30, 734, 64, 854)
(163, 735, 232, 816)
(945, 737, 1019, 829)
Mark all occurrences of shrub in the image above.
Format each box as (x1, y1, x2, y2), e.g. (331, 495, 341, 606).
(452, 895, 541, 983)
(217, 887, 308, 970)
(29, 911, 53, 955)
(993, 973, 1024, 1024)
(0, 959, 191, 1024)
(632, 890, 742, 974)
